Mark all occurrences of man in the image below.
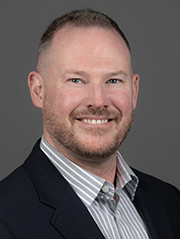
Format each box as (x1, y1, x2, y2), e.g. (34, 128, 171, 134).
(0, 9, 180, 239)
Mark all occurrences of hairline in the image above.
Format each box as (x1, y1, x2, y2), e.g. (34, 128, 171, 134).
(37, 24, 132, 74)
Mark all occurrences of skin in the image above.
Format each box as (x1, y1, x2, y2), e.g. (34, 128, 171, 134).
(28, 25, 139, 184)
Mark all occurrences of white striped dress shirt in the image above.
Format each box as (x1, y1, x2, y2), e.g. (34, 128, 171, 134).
(40, 136, 150, 239)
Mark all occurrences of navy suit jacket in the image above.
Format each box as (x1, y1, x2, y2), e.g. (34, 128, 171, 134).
(0, 140, 180, 238)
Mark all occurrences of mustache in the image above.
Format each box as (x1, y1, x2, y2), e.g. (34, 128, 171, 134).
(70, 107, 122, 122)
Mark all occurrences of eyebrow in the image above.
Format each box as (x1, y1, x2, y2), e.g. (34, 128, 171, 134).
(107, 71, 128, 77)
(63, 70, 87, 76)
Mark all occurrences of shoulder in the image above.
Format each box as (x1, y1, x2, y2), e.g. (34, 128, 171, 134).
(0, 140, 43, 217)
(0, 164, 36, 208)
(132, 167, 180, 200)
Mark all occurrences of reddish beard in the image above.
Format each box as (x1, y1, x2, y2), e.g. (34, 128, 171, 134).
(43, 95, 133, 163)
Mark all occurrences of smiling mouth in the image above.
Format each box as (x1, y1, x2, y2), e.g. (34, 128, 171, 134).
(77, 118, 113, 125)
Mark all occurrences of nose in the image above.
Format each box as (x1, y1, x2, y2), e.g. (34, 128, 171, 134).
(84, 83, 110, 108)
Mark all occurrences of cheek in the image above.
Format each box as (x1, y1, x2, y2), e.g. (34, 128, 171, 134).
(54, 88, 83, 117)
(111, 91, 133, 115)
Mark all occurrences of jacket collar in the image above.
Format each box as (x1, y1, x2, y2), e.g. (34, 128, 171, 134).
(24, 140, 105, 239)
(133, 168, 174, 239)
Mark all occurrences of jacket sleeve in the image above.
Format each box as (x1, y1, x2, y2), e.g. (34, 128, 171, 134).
(0, 220, 14, 239)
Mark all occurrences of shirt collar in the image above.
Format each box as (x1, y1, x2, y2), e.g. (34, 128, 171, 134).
(40, 136, 139, 207)
(116, 151, 139, 201)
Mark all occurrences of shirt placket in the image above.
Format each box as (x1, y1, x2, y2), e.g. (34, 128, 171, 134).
(96, 183, 123, 239)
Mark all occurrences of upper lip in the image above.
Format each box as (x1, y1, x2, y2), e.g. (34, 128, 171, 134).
(77, 116, 111, 120)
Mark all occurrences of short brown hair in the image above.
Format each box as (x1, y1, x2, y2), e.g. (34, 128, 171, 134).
(37, 8, 131, 62)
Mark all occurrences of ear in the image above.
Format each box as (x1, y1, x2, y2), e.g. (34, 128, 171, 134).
(132, 73, 140, 110)
(28, 71, 44, 109)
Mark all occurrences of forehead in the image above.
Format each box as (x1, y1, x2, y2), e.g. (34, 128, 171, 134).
(46, 25, 131, 74)
(53, 25, 129, 53)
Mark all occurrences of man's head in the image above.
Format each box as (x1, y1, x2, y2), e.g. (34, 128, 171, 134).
(28, 9, 139, 165)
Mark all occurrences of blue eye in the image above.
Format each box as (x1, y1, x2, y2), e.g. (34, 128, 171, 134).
(109, 79, 119, 84)
(70, 78, 81, 83)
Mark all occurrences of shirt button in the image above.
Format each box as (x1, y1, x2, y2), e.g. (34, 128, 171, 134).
(102, 185, 110, 193)
(116, 214, 120, 220)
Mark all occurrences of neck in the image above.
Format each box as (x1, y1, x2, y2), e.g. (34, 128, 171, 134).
(64, 151, 117, 184)
(44, 133, 118, 184)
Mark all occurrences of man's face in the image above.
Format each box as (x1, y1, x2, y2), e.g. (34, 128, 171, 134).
(40, 26, 139, 163)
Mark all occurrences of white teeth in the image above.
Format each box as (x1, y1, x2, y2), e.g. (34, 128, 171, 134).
(92, 119, 96, 124)
(82, 119, 108, 124)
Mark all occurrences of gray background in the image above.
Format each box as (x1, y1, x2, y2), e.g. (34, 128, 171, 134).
(1, 1, 180, 189)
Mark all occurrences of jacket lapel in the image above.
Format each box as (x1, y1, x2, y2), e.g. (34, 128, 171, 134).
(24, 140, 105, 239)
(51, 183, 104, 239)
(134, 174, 174, 239)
